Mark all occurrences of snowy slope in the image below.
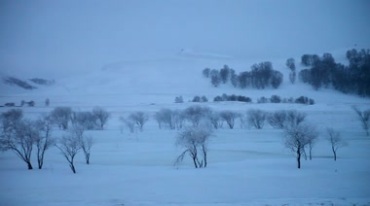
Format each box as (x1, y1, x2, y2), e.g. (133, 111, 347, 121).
(0, 51, 370, 206)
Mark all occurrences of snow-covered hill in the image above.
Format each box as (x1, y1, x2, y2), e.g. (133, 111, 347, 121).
(0, 50, 368, 109)
(1, 51, 370, 206)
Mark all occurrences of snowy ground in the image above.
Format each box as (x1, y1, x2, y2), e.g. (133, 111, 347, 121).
(1, 55, 370, 205)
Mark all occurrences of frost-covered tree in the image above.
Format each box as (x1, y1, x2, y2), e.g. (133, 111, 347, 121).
(326, 128, 347, 161)
(68, 125, 94, 165)
(0, 115, 36, 170)
(267, 110, 287, 129)
(174, 126, 212, 168)
(183, 106, 212, 127)
(34, 116, 54, 169)
(286, 58, 296, 84)
(70, 111, 97, 130)
(128, 111, 149, 131)
(50, 107, 72, 130)
(219, 110, 239, 129)
(56, 133, 81, 174)
(353, 107, 370, 136)
(284, 124, 318, 169)
(247, 109, 267, 129)
(92, 107, 110, 130)
(208, 112, 223, 129)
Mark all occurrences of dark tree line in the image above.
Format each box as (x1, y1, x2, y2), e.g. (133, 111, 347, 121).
(203, 62, 283, 89)
(299, 49, 370, 97)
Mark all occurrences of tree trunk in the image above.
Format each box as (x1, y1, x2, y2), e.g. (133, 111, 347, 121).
(332, 146, 337, 161)
(27, 161, 33, 170)
(85, 153, 90, 165)
(70, 163, 76, 174)
(38, 159, 43, 169)
(202, 145, 207, 168)
(192, 156, 198, 168)
(297, 148, 301, 169)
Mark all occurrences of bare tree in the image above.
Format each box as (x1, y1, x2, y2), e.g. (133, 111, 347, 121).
(267, 110, 287, 129)
(119, 117, 136, 133)
(220, 110, 239, 129)
(128, 112, 149, 131)
(92, 107, 110, 130)
(155, 109, 174, 129)
(175, 126, 212, 168)
(285, 110, 306, 128)
(284, 123, 318, 169)
(0, 109, 23, 134)
(50, 107, 72, 130)
(70, 111, 97, 130)
(56, 134, 81, 174)
(68, 125, 94, 165)
(34, 116, 55, 169)
(184, 106, 212, 127)
(0, 116, 36, 170)
(208, 112, 223, 129)
(353, 107, 370, 136)
(326, 128, 347, 161)
(247, 109, 267, 129)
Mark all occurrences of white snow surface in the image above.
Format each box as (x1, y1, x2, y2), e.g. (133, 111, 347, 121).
(0, 54, 370, 206)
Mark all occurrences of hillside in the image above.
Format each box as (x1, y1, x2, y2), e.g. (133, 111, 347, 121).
(0, 50, 368, 109)
(1, 51, 370, 206)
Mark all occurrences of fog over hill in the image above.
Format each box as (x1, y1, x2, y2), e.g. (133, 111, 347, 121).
(1, 0, 370, 79)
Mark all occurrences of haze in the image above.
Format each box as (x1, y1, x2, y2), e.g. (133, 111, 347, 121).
(1, 0, 370, 78)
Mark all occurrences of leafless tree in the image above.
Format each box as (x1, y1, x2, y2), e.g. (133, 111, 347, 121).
(353, 107, 370, 136)
(175, 126, 212, 168)
(120, 116, 136, 133)
(183, 105, 212, 127)
(0, 115, 36, 170)
(172, 110, 185, 130)
(284, 123, 318, 169)
(0, 109, 23, 134)
(220, 110, 239, 129)
(68, 125, 94, 165)
(208, 112, 223, 129)
(247, 109, 267, 129)
(326, 128, 347, 161)
(128, 111, 149, 131)
(70, 111, 97, 130)
(56, 134, 81, 174)
(34, 116, 55, 169)
(92, 107, 110, 130)
(50, 107, 72, 130)
(267, 110, 287, 129)
(285, 110, 306, 128)
(155, 109, 174, 129)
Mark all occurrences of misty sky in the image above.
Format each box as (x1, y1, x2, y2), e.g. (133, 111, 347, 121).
(1, 0, 370, 78)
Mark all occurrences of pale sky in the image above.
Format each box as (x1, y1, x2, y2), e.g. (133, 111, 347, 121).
(1, 0, 370, 78)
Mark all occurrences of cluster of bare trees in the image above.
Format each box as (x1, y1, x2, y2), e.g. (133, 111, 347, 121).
(56, 125, 93, 173)
(51, 106, 110, 131)
(153, 106, 239, 131)
(0, 109, 54, 170)
(0, 107, 109, 173)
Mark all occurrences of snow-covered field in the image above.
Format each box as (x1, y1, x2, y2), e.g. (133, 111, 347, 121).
(1, 54, 370, 206)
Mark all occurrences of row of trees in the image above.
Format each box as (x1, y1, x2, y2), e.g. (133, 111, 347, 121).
(51, 106, 110, 130)
(2, 106, 367, 171)
(167, 107, 347, 169)
(299, 49, 370, 97)
(0, 107, 110, 173)
(257, 95, 314, 105)
(203, 62, 283, 89)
